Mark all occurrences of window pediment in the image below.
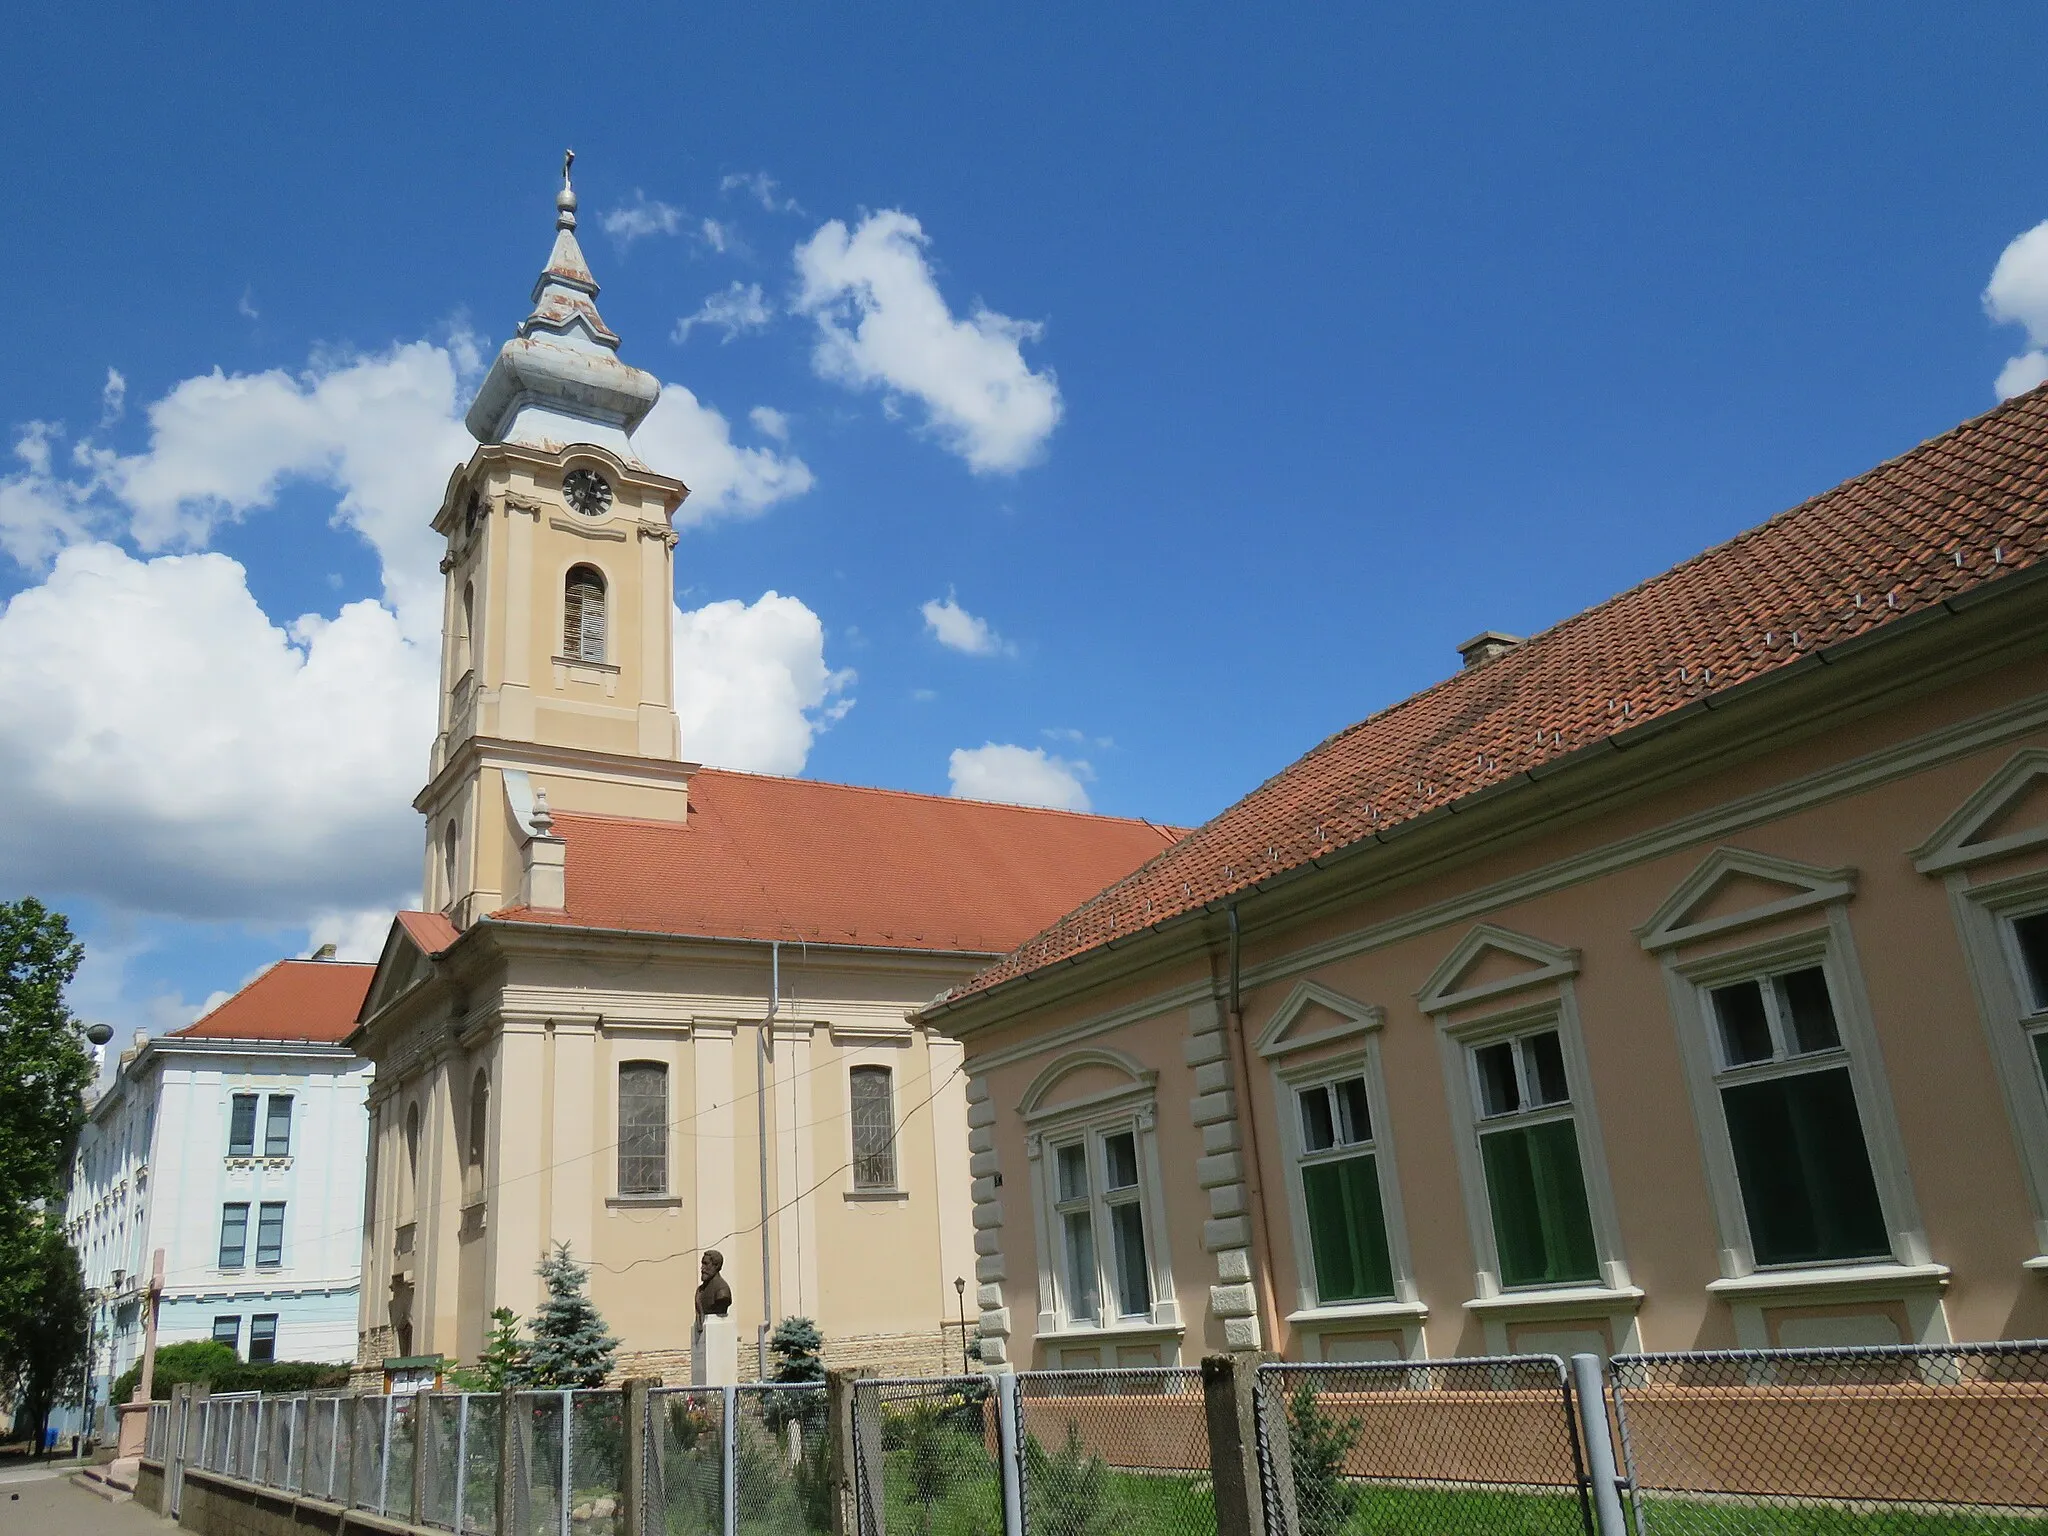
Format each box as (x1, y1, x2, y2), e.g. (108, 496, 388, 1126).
(1635, 847, 1856, 953)
(1913, 748, 2048, 875)
(1254, 981, 1384, 1059)
(1416, 924, 1580, 1014)
(1018, 1048, 1157, 1122)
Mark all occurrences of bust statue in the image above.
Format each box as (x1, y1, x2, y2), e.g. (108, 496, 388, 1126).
(695, 1249, 732, 1322)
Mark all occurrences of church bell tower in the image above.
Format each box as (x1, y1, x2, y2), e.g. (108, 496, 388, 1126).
(417, 155, 693, 925)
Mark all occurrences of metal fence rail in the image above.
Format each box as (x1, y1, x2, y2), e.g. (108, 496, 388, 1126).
(1015, 1368, 1215, 1536)
(1610, 1340, 2048, 1536)
(851, 1375, 1003, 1536)
(1255, 1356, 1595, 1536)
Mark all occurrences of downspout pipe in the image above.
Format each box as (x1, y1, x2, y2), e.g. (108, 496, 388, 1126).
(758, 942, 777, 1378)
(1224, 904, 1283, 1354)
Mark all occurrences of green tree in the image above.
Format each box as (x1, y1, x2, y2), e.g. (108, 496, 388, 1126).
(1025, 1423, 1115, 1536)
(0, 1221, 89, 1456)
(763, 1315, 825, 1432)
(449, 1306, 530, 1392)
(1285, 1382, 1361, 1536)
(110, 1340, 237, 1405)
(0, 900, 93, 1253)
(522, 1243, 617, 1389)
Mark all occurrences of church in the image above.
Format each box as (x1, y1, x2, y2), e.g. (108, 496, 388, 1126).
(349, 168, 1177, 1381)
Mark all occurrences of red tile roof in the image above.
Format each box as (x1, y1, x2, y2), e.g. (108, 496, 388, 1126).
(174, 959, 376, 1044)
(936, 384, 2048, 1007)
(489, 767, 1184, 953)
(396, 910, 460, 957)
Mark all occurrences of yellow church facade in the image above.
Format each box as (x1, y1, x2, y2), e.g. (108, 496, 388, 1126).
(350, 170, 1176, 1380)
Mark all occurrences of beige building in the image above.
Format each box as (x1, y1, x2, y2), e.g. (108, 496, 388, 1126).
(351, 171, 1176, 1380)
(927, 385, 2048, 1368)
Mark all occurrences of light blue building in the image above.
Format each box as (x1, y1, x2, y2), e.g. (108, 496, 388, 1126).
(61, 954, 374, 1437)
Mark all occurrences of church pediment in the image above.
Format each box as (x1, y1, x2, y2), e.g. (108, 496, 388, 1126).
(1416, 924, 1580, 1013)
(361, 912, 458, 1021)
(1254, 981, 1384, 1059)
(1913, 748, 2048, 874)
(1635, 846, 1855, 952)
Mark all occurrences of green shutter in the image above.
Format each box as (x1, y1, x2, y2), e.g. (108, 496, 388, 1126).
(1481, 1120, 1600, 1287)
(1722, 1066, 1889, 1265)
(1302, 1153, 1395, 1301)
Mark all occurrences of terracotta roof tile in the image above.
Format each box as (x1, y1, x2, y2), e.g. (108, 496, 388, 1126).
(489, 767, 1183, 953)
(940, 383, 2048, 1005)
(174, 959, 375, 1044)
(396, 910, 460, 956)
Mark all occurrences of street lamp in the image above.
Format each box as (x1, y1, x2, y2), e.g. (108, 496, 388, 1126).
(953, 1277, 969, 1374)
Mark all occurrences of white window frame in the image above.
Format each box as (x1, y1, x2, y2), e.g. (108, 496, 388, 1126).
(1662, 923, 1928, 1281)
(1021, 1054, 1179, 1350)
(1940, 864, 2048, 1266)
(1271, 1046, 1421, 1321)
(1439, 1001, 1626, 1300)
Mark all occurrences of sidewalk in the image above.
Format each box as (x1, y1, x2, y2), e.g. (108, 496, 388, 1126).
(0, 1467, 169, 1533)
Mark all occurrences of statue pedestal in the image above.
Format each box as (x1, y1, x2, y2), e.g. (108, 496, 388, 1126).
(692, 1315, 739, 1386)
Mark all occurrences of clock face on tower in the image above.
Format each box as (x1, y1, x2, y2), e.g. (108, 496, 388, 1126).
(563, 468, 614, 518)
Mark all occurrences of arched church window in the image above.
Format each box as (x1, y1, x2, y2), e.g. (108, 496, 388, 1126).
(442, 823, 459, 909)
(617, 1061, 668, 1196)
(464, 1070, 488, 1204)
(457, 581, 475, 676)
(850, 1066, 898, 1190)
(403, 1101, 421, 1222)
(563, 566, 607, 664)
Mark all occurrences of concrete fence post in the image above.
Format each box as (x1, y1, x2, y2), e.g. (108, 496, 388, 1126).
(826, 1366, 878, 1536)
(721, 1383, 740, 1536)
(1202, 1353, 1268, 1536)
(622, 1378, 655, 1536)
(497, 1388, 519, 1536)
(411, 1390, 430, 1524)
(1571, 1354, 1630, 1536)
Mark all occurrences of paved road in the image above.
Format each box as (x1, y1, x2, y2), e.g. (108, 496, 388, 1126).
(0, 1468, 169, 1534)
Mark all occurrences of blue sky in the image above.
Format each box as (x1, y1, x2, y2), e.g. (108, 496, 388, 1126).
(7, 3, 2048, 1039)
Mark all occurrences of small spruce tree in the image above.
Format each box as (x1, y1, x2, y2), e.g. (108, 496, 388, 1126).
(522, 1243, 618, 1389)
(763, 1315, 825, 1432)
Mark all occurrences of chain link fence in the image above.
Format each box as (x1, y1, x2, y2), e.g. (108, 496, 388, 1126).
(1255, 1356, 1594, 1536)
(851, 1375, 1003, 1536)
(509, 1388, 629, 1536)
(647, 1388, 726, 1536)
(1610, 1341, 2048, 1536)
(736, 1382, 832, 1536)
(415, 1393, 503, 1533)
(1015, 1368, 1214, 1536)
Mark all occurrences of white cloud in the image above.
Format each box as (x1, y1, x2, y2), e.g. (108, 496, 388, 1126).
(631, 383, 814, 524)
(699, 219, 740, 256)
(673, 281, 773, 345)
(100, 368, 127, 427)
(1986, 221, 2048, 399)
(601, 191, 685, 245)
(720, 172, 801, 214)
(85, 341, 474, 638)
(674, 592, 854, 775)
(749, 406, 791, 442)
(947, 744, 1092, 811)
(793, 211, 1062, 473)
(309, 904, 406, 961)
(0, 423, 99, 569)
(238, 287, 259, 321)
(0, 542, 435, 920)
(920, 591, 1014, 656)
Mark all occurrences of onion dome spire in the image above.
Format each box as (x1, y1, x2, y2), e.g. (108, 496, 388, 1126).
(464, 152, 661, 456)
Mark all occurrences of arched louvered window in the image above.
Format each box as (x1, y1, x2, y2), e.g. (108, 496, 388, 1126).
(457, 581, 475, 676)
(564, 566, 607, 663)
(402, 1101, 421, 1222)
(618, 1061, 668, 1196)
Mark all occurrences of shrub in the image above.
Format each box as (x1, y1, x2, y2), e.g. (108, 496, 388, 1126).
(1025, 1423, 1115, 1536)
(110, 1342, 348, 1404)
(447, 1307, 528, 1392)
(1285, 1382, 1361, 1536)
(763, 1316, 825, 1434)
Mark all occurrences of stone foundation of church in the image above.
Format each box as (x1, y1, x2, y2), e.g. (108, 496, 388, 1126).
(614, 1324, 975, 1385)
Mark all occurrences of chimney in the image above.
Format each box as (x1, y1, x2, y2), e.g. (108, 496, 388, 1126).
(311, 943, 338, 961)
(519, 785, 568, 911)
(1456, 631, 1525, 669)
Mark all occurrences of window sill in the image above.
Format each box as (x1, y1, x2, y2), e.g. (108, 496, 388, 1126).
(1033, 1320, 1184, 1345)
(843, 1188, 909, 1203)
(1288, 1300, 1429, 1327)
(1706, 1261, 1951, 1300)
(1464, 1285, 1644, 1317)
(606, 1195, 681, 1209)
(2023, 1255, 2048, 1273)
(551, 655, 621, 675)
